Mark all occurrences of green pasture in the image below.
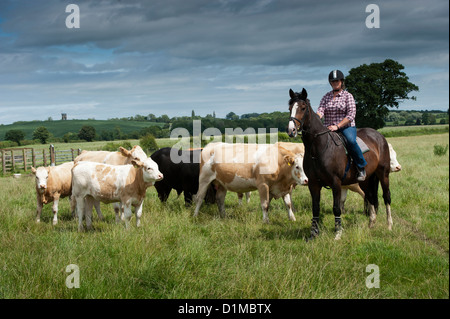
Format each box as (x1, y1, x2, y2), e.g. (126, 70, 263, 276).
(0, 119, 164, 141)
(0, 134, 448, 299)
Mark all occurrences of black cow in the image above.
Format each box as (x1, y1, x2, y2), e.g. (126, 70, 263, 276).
(150, 147, 215, 206)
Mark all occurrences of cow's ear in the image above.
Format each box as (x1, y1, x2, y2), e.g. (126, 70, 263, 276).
(131, 159, 143, 168)
(284, 155, 295, 167)
(119, 147, 132, 157)
(31, 167, 37, 174)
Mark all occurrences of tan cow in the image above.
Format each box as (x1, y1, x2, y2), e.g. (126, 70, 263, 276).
(71, 158, 163, 231)
(31, 161, 75, 225)
(74, 145, 148, 222)
(74, 145, 148, 165)
(194, 143, 307, 222)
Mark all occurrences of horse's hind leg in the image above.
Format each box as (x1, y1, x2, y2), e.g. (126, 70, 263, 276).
(379, 171, 393, 230)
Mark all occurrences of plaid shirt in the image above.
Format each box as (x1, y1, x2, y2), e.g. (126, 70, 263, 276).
(317, 90, 356, 127)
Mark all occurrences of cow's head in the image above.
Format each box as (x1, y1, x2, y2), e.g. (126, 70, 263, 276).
(31, 166, 50, 192)
(284, 154, 308, 186)
(120, 145, 148, 162)
(132, 158, 163, 183)
(388, 143, 402, 172)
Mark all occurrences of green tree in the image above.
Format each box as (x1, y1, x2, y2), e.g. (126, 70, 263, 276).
(140, 134, 158, 153)
(5, 129, 25, 146)
(346, 59, 419, 129)
(33, 126, 50, 144)
(78, 125, 96, 142)
(226, 112, 239, 120)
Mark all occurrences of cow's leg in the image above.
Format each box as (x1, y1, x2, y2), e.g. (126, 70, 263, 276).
(113, 202, 121, 223)
(52, 194, 60, 226)
(76, 196, 85, 232)
(36, 194, 43, 223)
(194, 172, 216, 217)
(257, 184, 270, 223)
(70, 195, 76, 219)
(237, 193, 244, 205)
(283, 193, 296, 221)
(122, 202, 133, 229)
(94, 200, 104, 221)
(308, 183, 322, 240)
(245, 192, 251, 204)
(135, 201, 144, 227)
(215, 185, 227, 218)
(84, 196, 95, 231)
(366, 175, 379, 228)
(379, 171, 393, 230)
(184, 192, 193, 207)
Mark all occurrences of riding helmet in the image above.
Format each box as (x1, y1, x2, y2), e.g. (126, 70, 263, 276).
(328, 70, 345, 82)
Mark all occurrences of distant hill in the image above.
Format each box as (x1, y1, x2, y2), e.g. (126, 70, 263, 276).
(0, 119, 164, 141)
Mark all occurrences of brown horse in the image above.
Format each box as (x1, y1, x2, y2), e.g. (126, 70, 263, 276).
(287, 88, 392, 240)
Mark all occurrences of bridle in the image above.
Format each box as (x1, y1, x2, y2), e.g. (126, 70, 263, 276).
(289, 98, 330, 138)
(289, 99, 309, 133)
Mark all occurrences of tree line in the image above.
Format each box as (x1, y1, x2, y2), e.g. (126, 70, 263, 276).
(2, 59, 448, 147)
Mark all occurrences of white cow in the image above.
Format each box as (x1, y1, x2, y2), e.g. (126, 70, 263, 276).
(74, 145, 148, 222)
(71, 158, 163, 231)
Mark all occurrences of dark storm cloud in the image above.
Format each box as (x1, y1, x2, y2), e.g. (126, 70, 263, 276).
(0, 0, 448, 123)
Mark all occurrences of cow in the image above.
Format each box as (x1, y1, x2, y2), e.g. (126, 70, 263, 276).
(74, 145, 148, 222)
(150, 147, 216, 206)
(31, 161, 75, 225)
(74, 145, 148, 165)
(71, 158, 163, 231)
(193, 142, 307, 222)
(388, 143, 402, 172)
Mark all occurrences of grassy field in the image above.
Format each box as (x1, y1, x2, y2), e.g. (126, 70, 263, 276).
(0, 119, 164, 141)
(0, 133, 448, 299)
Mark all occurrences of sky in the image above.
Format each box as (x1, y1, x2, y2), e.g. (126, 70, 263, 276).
(0, 0, 448, 124)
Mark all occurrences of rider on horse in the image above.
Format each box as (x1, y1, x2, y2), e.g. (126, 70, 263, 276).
(317, 70, 367, 181)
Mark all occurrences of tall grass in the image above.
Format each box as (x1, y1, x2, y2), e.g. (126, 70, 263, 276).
(0, 134, 448, 299)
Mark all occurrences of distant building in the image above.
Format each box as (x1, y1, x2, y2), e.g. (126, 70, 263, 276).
(61, 113, 67, 120)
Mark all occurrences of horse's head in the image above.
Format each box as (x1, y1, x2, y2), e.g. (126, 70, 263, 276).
(287, 88, 309, 138)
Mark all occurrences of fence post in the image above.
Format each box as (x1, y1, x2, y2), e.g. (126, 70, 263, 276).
(50, 144, 55, 166)
(43, 149, 47, 167)
(32, 148, 36, 168)
(12, 150, 15, 172)
(1, 150, 5, 175)
(22, 148, 27, 172)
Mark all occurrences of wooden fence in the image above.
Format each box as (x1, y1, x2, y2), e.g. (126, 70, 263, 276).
(0, 145, 82, 175)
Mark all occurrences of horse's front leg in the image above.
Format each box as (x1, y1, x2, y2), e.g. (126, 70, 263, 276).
(308, 183, 322, 240)
(332, 185, 343, 240)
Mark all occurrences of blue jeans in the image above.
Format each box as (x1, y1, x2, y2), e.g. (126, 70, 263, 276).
(340, 126, 367, 169)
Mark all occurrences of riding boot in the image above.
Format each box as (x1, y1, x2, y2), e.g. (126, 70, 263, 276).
(308, 217, 320, 241)
(334, 216, 343, 240)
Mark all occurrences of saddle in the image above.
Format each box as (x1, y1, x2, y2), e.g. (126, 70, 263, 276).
(334, 131, 370, 182)
(335, 132, 370, 155)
